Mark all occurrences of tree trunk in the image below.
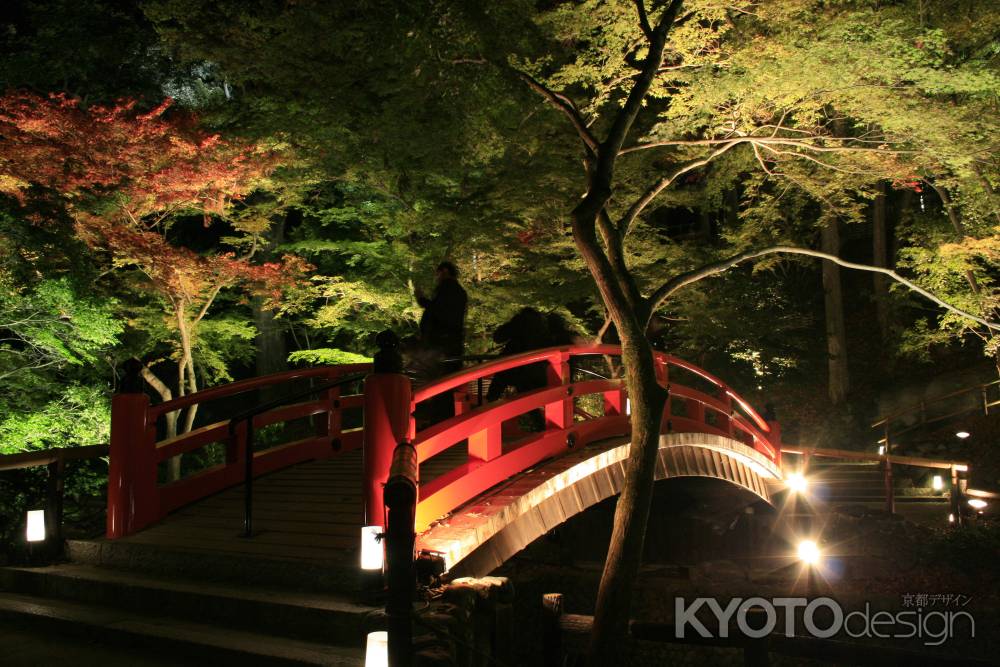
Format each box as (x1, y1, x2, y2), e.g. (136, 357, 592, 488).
(872, 182, 890, 339)
(821, 220, 850, 405)
(254, 216, 288, 379)
(588, 335, 667, 666)
(254, 302, 287, 377)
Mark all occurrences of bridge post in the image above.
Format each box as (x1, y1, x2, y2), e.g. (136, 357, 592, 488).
(385, 443, 418, 667)
(363, 332, 412, 527)
(545, 350, 573, 430)
(882, 456, 895, 515)
(950, 465, 967, 527)
(107, 358, 157, 539)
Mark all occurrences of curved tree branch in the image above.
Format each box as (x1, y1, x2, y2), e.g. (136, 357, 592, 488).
(513, 69, 598, 156)
(619, 139, 742, 235)
(648, 245, 1000, 331)
(634, 0, 654, 40)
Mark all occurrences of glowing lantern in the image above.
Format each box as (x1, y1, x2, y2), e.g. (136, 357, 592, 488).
(26, 510, 45, 543)
(365, 631, 388, 667)
(360, 525, 383, 570)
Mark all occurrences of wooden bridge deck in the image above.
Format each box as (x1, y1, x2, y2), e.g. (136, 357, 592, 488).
(115, 445, 468, 563)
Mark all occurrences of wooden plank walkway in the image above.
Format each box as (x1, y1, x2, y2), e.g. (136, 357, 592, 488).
(117, 444, 469, 563)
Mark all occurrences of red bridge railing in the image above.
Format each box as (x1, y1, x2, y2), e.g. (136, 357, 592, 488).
(107, 363, 369, 538)
(107, 345, 779, 540)
(400, 345, 779, 532)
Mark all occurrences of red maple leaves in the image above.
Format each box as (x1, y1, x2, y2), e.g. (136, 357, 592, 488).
(0, 91, 306, 307)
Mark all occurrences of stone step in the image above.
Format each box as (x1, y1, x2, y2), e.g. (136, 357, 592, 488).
(0, 591, 364, 666)
(66, 538, 361, 595)
(0, 563, 378, 647)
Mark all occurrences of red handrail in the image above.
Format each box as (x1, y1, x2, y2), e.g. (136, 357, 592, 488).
(108, 363, 370, 538)
(109, 346, 779, 540)
(408, 345, 779, 532)
(149, 363, 370, 419)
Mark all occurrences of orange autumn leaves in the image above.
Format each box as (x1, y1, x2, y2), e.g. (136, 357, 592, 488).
(0, 91, 308, 307)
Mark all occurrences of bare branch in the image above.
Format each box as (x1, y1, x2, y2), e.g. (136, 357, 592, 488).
(619, 135, 916, 156)
(140, 364, 173, 403)
(634, 0, 654, 39)
(598, 207, 642, 309)
(601, 0, 684, 169)
(648, 245, 1000, 331)
(619, 140, 742, 235)
(514, 69, 599, 156)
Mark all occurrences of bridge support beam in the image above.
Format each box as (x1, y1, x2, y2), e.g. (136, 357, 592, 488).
(363, 372, 412, 527)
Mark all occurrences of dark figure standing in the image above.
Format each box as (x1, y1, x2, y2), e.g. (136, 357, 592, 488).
(486, 307, 549, 402)
(416, 261, 468, 376)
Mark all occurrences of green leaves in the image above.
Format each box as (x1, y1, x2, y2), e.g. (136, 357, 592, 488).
(0, 384, 110, 454)
(0, 277, 122, 370)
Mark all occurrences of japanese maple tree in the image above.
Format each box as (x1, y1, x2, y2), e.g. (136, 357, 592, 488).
(0, 92, 308, 473)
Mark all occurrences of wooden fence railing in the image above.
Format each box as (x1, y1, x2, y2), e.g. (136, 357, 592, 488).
(873, 379, 1000, 452)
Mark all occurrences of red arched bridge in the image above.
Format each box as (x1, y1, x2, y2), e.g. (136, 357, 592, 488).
(105, 345, 784, 575)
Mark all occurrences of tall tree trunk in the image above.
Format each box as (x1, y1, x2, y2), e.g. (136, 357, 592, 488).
(872, 182, 890, 339)
(589, 334, 667, 665)
(821, 220, 850, 405)
(254, 303, 287, 377)
(254, 216, 287, 378)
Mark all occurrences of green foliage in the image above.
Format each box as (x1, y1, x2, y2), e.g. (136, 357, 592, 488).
(287, 348, 372, 366)
(0, 384, 110, 454)
(0, 276, 123, 372)
(192, 316, 258, 385)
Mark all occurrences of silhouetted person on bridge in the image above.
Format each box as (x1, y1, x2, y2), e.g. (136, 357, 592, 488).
(416, 261, 467, 377)
(486, 308, 582, 402)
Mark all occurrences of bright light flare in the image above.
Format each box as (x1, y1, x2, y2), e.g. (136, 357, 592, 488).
(797, 539, 821, 566)
(360, 525, 384, 570)
(956, 431, 971, 439)
(932, 475, 943, 491)
(785, 471, 809, 494)
(26, 510, 45, 543)
(968, 498, 987, 510)
(878, 445, 885, 456)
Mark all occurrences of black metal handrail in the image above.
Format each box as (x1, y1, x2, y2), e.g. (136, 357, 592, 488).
(228, 371, 368, 537)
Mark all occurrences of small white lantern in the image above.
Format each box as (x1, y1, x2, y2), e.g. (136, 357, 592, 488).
(26, 509, 45, 543)
(878, 445, 885, 456)
(360, 525, 383, 570)
(932, 475, 943, 491)
(365, 630, 388, 667)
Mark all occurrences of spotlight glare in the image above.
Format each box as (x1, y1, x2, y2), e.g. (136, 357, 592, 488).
(797, 539, 821, 566)
(786, 472, 808, 494)
(956, 431, 971, 439)
(878, 445, 885, 456)
(932, 475, 943, 491)
(968, 498, 987, 510)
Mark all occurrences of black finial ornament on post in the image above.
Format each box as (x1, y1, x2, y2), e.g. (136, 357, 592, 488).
(120, 357, 144, 394)
(373, 329, 403, 374)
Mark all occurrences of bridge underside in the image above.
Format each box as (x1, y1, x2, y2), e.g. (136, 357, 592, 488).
(417, 433, 784, 577)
